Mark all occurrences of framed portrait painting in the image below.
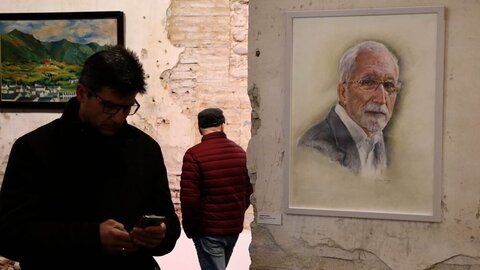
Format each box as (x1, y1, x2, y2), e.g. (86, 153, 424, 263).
(285, 6, 445, 222)
(0, 11, 124, 110)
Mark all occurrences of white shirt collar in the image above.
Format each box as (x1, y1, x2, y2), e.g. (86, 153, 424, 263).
(334, 104, 382, 144)
(334, 104, 386, 176)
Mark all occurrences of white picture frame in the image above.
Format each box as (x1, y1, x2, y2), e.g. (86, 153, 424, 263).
(284, 6, 445, 222)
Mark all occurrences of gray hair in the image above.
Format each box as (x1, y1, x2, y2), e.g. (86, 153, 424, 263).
(338, 40, 399, 83)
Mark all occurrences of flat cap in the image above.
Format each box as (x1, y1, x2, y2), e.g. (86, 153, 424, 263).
(198, 108, 225, 128)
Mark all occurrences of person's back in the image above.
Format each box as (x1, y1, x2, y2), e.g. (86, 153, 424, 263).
(180, 108, 252, 270)
(182, 131, 250, 235)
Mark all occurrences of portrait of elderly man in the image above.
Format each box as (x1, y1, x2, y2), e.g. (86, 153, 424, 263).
(297, 40, 402, 177)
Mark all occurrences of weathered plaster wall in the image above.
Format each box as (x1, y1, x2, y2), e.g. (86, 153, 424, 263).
(0, 0, 252, 268)
(0, 0, 251, 215)
(248, 0, 480, 269)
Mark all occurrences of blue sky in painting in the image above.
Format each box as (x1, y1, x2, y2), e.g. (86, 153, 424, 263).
(0, 19, 117, 45)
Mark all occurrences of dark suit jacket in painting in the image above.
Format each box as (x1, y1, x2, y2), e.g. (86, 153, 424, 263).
(297, 106, 388, 175)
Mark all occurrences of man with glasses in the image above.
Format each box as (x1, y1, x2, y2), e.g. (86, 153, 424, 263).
(298, 40, 402, 177)
(0, 45, 180, 269)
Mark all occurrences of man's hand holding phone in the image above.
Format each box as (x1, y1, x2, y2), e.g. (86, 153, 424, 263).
(130, 215, 167, 248)
(134, 215, 166, 228)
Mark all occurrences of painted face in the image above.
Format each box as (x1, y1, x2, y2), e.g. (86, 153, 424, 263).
(77, 85, 138, 136)
(338, 50, 399, 135)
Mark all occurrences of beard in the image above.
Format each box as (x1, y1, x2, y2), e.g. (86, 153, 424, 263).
(356, 103, 391, 133)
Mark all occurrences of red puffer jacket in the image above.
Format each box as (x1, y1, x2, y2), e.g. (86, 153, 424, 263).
(180, 131, 253, 238)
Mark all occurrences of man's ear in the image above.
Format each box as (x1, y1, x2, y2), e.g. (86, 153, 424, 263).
(76, 84, 87, 102)
(337, 83, 347, 106)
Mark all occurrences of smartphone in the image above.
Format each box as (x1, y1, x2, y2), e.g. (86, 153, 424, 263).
(134, 214, 166, 228)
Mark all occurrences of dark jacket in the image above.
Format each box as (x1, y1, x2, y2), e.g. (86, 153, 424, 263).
(298, 107, 389, 175)
(0, 98, 180, 270)
(180, 131, 252, 238)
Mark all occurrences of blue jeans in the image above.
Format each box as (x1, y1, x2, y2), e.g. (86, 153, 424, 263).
(192, 234, 239, 270)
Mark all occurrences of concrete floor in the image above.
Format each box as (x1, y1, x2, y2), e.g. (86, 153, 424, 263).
(155, 229, 252, 270)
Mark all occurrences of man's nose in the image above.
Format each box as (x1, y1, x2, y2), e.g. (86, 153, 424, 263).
(110, 108, 128, 122)
(372, 83, 387, 104)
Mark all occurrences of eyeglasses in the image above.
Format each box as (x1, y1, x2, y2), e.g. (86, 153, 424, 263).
(345, 79, 402, 95)
(88, 90, 140, 116)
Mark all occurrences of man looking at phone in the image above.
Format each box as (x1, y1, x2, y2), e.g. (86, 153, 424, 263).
(0, 45, 180, 270)
(180, 108, 253, 270)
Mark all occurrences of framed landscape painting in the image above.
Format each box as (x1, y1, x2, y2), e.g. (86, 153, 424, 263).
(0, 11, 124, 110)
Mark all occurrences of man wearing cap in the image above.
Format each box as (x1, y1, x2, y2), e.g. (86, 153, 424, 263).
(180, 108, 253, 270)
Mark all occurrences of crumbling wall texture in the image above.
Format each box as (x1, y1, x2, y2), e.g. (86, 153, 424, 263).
(163, 0, 251, 221)
(247, 0, 480, 269)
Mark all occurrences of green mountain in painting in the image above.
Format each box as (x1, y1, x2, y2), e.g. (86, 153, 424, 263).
(1, 29, 50, 63)
(1, 29, 104, 65)
(44, 39, 103, 65)
(0, 29, 106, 102)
